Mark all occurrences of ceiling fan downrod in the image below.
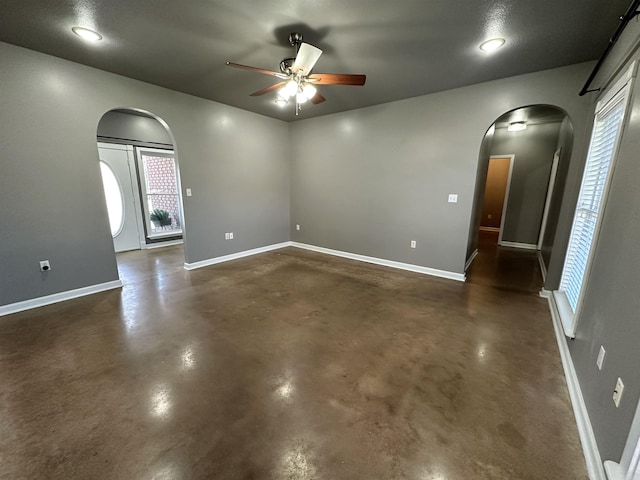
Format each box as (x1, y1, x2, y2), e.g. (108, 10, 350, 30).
(280, 32, 304, 75)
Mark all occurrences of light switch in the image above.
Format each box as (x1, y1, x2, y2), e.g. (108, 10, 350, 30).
(596, 345, 606, 370)
(613, 377, 624, 407)
(448, 194, 458, 203)
(186, 188, 192, 197)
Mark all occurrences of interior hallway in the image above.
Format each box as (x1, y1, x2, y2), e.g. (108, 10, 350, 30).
(0, 242, 586, 479)
(466, 230, 544, 294)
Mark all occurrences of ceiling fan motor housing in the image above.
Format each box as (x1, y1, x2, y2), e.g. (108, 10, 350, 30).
(288, 32, 303, 47)
(280, 57, 295, 74)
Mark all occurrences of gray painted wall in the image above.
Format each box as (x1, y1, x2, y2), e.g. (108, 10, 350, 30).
(97, 110, 173, 146)
(290, 64, 595, 275)
(490, 122, 562, 245)
(0, 42, 290, 306)
(566, 34, 640, 462)
(466, 127, 494, 261)
(3, 32, 639, 471)
(540, 117, 574, 274)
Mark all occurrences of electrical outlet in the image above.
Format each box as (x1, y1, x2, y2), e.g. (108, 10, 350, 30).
(596, 345, 606, 370)
(448, 194, 458, 203)
(186, 188, 192, 197)
(39, 260, 51, 272)
(410, 240, 417, 249)
(613, 377, 624, 407)
(229, 232, 234, 239)
(296, 224, 300, 231)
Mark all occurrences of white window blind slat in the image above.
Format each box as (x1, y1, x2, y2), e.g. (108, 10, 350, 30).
(558, 84, 629, 321)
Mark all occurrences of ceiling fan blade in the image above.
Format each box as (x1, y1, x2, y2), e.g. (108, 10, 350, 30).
(226, 62, 288, 79)
(307, 73, 366, 86)
(310, 91, 326, 105)
(292, 43, 323, 75)
(250, 82, 287, 96)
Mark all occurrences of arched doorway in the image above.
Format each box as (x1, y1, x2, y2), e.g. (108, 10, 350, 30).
(96, 108, 185, 253)
(466, 105, 574, 287)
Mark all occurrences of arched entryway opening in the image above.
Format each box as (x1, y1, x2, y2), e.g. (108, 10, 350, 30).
(96, 108, 185, 254)
(466, 105, 574, 288)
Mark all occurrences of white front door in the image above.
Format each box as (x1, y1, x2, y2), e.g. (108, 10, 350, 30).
(98, 143, 143, 252)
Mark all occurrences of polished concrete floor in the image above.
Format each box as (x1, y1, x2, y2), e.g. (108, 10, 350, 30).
(0, 234, 587, 479)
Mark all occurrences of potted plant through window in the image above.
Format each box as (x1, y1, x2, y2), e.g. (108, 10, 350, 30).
(150, 209, 172, 228)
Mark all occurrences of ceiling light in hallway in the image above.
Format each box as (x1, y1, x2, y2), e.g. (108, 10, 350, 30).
(479, 38, 505, 52)
(508, 121, 527, 131)
(71, 26, 102, 42)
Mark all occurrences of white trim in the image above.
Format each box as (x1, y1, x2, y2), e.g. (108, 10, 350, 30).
(538, 251, 547, 282)
(538, 148, 561, 250)
(553, 290, 578, 338)
(558, 73, 634, 337)
(604, 461, 625, 480)
(184, 241, 466, 281)
(540, 289, 605, 480)
(97, 142, 132, 152)
(604, 396, 640, 479)
(144, 239, 183, 249)
(465, 249, 479, 271)
(135, 146, 184, 244)
(0, 280, 123, 317)
(479, 226, 500, 232)
(147, 230, 183, 239)
(596, 60, 637, 113)
(491, 154, 515, 245)
(183, 242, 290, 270)
(499, 241, 537, 250)
(291, 242, 466, 282)
(123, 145, 146, 249)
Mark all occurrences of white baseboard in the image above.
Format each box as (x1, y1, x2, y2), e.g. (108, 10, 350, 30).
(144, 239, 184, 249)
(0, 280, 123, 317)
(183, 242, 290, 270)
(184, 241, 466, 282)
(537, 251, 548, 282)
(291, 242, 465, 282)
(465, 249, 479, 271)
(540, 289, 605, 480)
(499, 240, 538, 250)
(604, 460, 625, 480)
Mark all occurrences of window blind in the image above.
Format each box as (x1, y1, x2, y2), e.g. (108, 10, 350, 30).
(559, 87, 628, 313)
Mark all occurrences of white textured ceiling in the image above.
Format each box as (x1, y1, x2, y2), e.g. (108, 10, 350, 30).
(0, 0, 631, 121)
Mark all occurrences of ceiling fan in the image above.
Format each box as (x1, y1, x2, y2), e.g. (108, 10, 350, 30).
(227, 32, 366, 115)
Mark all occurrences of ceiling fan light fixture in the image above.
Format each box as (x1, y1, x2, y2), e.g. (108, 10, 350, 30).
(284, 80, 298, 97)
(226, 32, 367, 116)
(508, 121, 527, 131)
(479, 37, 505, 52)
(72, 26, 103, 42)
(302, 83, 317, 100)
(277, 88, 292, 100)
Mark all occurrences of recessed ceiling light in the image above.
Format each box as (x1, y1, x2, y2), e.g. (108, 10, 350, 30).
(479, 38, 505, 52)
(72, 27, 102, 42)
(508, 121, 527, 132)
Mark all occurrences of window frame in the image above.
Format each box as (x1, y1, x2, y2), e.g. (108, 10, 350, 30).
(135, 146, 183, 240)
(554, 62, 636, 338)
